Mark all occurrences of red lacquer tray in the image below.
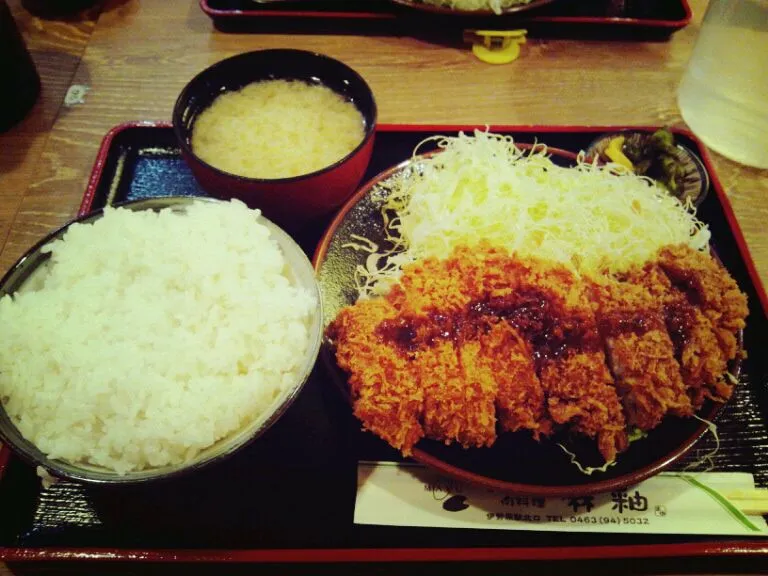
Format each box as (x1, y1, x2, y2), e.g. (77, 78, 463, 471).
(200, 0, 693, 39)
(0, 123, 767, 570)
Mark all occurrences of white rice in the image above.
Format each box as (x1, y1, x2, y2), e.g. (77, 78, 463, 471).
(0, 199, 318, 475)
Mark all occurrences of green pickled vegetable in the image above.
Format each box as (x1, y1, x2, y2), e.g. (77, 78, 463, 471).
(619, 128, 690, 202)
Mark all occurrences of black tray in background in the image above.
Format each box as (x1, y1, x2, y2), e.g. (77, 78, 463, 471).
(1, 123, 767, 565)
(200, 0, 692, 40)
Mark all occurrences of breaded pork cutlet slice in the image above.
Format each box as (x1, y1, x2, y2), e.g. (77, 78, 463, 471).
(629, 258, 733, 408)
(482, 262, 628, 463)
(657, 245, 748, 369)
(392, 250, 504, 449)
(463, 321, 549, 437)
(428, 246, 548, 439)
(456, 252, 552, 438)
(415, 338, 498, 449)
(542, 354, 627, 463)
(590, 277, 692, 432)
(531, 267, 627, 463)
(328, 298, 425, 455)
(442, 247, 551, 439)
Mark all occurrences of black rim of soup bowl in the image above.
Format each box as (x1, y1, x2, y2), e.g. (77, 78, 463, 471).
(172, 49, 378, 185)
(0, 197, 323, 485)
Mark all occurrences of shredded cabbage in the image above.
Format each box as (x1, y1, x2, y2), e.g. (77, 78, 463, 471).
(422, 0, 533, 14)
(354, 130, 710, 298)
(683, 414, 721, 473)
(557, 443, 618, 475)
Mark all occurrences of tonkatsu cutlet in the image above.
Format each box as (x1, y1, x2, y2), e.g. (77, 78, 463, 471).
(451, 248, 551, 437)
(518, 266, 627, 464)
(327, 243, 748, 464)
(626, 263, 724, 408)
(417, 338, 498, 449)
(383, 251, 501, 449)
(629, 245, 747, 408)
(330, 245, 550, 453)
(461, 249, 626, 456)
(430, 248, 626, 460)
(328, 298, 425, 455)
(470, 321, 549, 437)
(590, 277, 692, 432)
(657, 244, 748, 371)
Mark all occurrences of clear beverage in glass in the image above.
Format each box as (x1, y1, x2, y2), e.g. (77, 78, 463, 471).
(677, 0, 768, 169)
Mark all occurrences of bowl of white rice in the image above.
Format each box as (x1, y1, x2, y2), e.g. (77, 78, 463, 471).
(173, 49, 377, 228)
(0, 197, 323, 484)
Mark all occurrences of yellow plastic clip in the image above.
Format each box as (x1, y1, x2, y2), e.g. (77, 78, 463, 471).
(464, 29, 527, 65)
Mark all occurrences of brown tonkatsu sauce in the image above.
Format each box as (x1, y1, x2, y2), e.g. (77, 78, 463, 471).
(664, 299, 696, 357)
(376, 317, 419, 351)
(377, 289, 601, 372)
(597, 312, 655, 339)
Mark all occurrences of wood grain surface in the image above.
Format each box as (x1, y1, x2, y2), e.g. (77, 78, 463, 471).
(0, 0, 99, 275)
(0, 0, 766, 286)
(0, 0, 766, 573)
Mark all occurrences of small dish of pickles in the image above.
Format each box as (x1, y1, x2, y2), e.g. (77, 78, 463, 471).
(586, 128, 709, 208)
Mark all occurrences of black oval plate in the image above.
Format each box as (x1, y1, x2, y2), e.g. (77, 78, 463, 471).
(314, 147, 727, 496)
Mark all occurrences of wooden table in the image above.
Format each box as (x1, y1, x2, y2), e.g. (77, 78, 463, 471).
(0, 0, 766, 573)
(0, 0, 766, 287)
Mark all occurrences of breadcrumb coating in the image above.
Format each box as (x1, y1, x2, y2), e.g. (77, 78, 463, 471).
(328, 243, 748, 463)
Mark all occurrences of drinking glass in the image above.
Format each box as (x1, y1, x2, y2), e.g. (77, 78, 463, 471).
(677, 0, 768, 169)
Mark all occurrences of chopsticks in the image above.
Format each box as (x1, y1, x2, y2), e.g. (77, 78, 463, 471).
(722, 489, 768, 516)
